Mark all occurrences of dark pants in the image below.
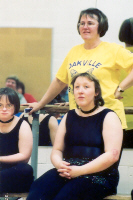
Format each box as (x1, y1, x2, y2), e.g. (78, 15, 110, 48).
(27, 168, 114, 200)
(0, 163, 33, 193)
(123, 129, 133, 148)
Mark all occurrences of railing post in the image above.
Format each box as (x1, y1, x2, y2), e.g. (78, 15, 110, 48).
(31, 111, 39, 180)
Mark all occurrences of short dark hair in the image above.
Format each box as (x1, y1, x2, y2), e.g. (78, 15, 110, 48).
(71, 72, 104, 107)
(119, 18, 133, 45)
(17, 81, 25, 95)
(77, 8, 108, 37)
(0, 87, 20, 114)
(6, 75, 19, 88)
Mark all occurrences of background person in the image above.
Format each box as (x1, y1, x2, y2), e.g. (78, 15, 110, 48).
(5, 75, 27, 104)
(17, 80, 58, 145)
(26, 72, 123, 200)
(17, 82, 58, 146)
(0, 87, 33, 193)
(23, 8, 133, 130)
(21, 112, 58, 146)
(17, 81, 37, 103)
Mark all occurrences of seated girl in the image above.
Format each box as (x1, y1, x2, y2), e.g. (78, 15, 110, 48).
(21, 111, 58, 146)
(26, 72, 123, 200)
(0, 87, 33, 193)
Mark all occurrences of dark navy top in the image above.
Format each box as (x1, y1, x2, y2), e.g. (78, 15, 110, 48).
(0, 119, 23, 170)
(22, 114, 52, 146)
(39, 114, 52, 146)
(63, 109, 120, 191)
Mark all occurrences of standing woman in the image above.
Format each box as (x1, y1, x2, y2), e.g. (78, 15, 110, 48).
(119, 18, 133, 146)
(0, 87, 33, 193)
(26, 73, 123, 200)
(24, 8, 133, 130)
(118, 17, 133, 200)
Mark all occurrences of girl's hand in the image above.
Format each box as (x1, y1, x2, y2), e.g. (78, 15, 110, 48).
(68, 165, 82, 178)
(58, 165, 82, 179)
(57, 161, 71, 179)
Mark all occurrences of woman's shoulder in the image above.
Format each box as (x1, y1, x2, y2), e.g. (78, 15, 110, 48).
(101, 41, 123, 50)
(99, 107, 121, 122)
(14, 116, 23, 125)
(96, 107, 114, 116)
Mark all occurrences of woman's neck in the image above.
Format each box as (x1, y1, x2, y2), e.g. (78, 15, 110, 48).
(84, 39, 101, 50)
(0, 116, 17, 133)
(0, 116, 14, 124)
(80, 104, 98, 114)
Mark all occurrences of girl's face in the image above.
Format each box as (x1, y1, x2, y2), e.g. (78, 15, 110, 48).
(0, 95, 15, 121)
(74, 76, 97, 110)
(79, 14, 99, 42)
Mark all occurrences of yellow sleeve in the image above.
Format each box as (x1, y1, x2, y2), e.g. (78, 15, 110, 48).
(56, 54, 69, 84)
(116, 46, 133, 73)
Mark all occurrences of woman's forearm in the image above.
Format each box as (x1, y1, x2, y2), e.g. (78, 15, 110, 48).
(39, 78, 67, 108)
(51, 150, 63, 169)
(0, 153, 29, 163)
(119, 67, 133, 90)
(79, 150, 120, 176)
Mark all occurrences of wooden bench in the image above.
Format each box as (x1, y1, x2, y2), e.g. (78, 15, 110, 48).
(0, 194, 131, 200)
(0, 193, 28, 200)
(104, 195, 131, 199)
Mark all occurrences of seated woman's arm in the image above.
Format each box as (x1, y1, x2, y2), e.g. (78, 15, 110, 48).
(0, 120, 33, 163)
(51, 114, 71, 178)
(63, 112, 123, 179)
(48, 116, 58, 145)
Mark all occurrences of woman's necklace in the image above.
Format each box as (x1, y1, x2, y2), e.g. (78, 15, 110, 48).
(80, 105, 98, 114)
(0, 116, 14, 123)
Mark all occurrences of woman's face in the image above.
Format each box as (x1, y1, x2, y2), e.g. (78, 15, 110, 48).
(79, 14, 99, 42)
(0, 95, 15, 120)
(17, 87, 23, 94)
(74, 76, 97, 109)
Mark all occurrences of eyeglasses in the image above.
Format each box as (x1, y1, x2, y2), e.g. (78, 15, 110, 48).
(0, 104, 13, 110)
(78, 21, 98, 27)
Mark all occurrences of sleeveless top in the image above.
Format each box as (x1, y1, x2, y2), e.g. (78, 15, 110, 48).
(0, 119, 23, 170)
(22, 114, 52, 146)
(63, 109, 120, 177)
(39, 114, 52, 146)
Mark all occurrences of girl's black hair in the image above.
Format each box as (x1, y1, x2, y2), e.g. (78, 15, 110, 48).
(0, 87, 20, 114)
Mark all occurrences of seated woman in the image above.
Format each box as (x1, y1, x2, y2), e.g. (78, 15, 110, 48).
(0, 87, 33, 193)
(22, 113, 58, 146)
(26, 72, 123, 200)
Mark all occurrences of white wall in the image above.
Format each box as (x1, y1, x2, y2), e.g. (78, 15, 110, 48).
(0, 0, 133, 80)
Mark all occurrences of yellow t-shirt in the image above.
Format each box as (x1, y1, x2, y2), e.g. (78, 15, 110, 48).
(120, 46, 133, 130)
(56, 42, 133, 129)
